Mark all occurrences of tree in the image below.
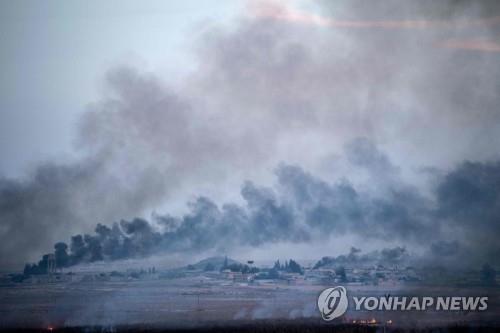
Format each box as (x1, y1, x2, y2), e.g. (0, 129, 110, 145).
(287, 259, 304, 274)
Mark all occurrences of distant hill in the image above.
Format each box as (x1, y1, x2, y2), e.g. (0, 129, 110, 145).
(190, 256, 242, 271)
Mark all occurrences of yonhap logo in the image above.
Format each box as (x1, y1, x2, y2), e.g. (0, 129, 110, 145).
(317, 286, 348, 321)
(317, 286, 489, 322)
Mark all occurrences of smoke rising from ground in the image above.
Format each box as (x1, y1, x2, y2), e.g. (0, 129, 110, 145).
(1, 0, 500, 268)
(24, 141, 500, 270)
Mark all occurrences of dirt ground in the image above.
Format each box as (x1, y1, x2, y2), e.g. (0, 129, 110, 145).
(1, 277, 499, 330)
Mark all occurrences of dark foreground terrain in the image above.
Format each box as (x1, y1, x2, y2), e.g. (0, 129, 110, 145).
(1, 275, 499, 332)
(1, 322, 500, 333)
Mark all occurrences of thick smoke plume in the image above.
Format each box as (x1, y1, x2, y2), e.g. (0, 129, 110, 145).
(314, 246, 410, 269)
(25, 143, 500, 271)
(2, 0, 500, 268)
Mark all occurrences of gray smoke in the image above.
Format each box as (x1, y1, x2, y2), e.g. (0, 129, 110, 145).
(2, 0, 500, 268)
(314, 246, 410, 269)
(24, 141, 500, 269)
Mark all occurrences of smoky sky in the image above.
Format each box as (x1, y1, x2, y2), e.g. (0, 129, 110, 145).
(23, 145, 500, 269)
(1, 0, 500, 269)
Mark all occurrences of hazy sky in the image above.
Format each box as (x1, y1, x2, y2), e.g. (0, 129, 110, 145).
(1, 0, 500, 269)
(0, 0, 243, 177)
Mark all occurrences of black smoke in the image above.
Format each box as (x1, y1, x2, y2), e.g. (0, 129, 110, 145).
(2, 0, 500, 269)
(24, 146, 500, 270)
(313, 246, 410, 269)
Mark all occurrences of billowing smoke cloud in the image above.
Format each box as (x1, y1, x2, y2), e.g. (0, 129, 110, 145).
(24, 141, 500, 271)
(314, 246, 410, 269)
(2, 0, 500, 268)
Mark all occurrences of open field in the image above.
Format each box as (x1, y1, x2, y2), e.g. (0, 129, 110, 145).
(1, 276, 499, 331)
